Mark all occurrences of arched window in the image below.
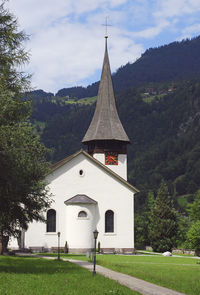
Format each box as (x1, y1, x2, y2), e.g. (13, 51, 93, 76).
(46, 209, 56, 232)
(78, 211, 87, 218)
(105, 210, 114, 233)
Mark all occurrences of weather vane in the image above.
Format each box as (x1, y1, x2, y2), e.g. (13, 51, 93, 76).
(102, 16, 112, 38)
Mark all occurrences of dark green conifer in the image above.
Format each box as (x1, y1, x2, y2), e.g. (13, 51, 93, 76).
(149, 181, 178, 252)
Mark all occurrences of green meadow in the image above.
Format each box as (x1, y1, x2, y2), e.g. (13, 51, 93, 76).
(1, 254, 199, 295)
(96, 254, 200, 295)
(64, 96, 97, 105)
(0, 256, 139, 295)
(39, 253, 200, 295)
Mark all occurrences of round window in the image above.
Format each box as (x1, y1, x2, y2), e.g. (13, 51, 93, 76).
(78, 211, 87, 218)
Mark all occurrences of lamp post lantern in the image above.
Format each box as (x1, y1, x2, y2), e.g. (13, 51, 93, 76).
(57, 232, 61, 261)
(92, 229, 99, 276)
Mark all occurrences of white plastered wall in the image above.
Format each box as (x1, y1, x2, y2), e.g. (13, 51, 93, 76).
(93, 153, 127, 180)
(23, 152, 134, 250)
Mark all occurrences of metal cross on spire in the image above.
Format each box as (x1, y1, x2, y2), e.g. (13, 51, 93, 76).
(102, 16, 112, 38)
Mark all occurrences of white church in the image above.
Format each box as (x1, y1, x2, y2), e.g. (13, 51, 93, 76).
(11, 37, 139, 253)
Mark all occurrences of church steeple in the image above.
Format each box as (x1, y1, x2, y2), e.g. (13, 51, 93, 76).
(82, 37, 130, 144)
(82, 37, 130, 179)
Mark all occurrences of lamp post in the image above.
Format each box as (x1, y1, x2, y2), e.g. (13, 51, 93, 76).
(92, 229, 99, 276)
(57, 232, 61, 261)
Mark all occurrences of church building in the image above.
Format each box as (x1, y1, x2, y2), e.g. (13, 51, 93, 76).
(12, 36, 138, 253)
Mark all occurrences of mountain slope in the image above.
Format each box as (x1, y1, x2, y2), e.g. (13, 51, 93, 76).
(55, 36, 200, 98)
(113, 36, 200, 92)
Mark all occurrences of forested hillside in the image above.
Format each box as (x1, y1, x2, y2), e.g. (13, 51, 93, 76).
(28, 35, 200, 215)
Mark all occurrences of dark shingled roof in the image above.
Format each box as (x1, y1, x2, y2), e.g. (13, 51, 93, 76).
(64, 194, 97, 205)
(82, 37, 130, 143)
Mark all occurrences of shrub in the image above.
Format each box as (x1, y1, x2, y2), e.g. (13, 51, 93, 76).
(186, 220, 200, 256)
(97, 241, 101, 253)
(64, 241, 68, 254)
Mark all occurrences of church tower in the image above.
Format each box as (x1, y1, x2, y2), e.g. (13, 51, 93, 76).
(82, 37, 130, 180)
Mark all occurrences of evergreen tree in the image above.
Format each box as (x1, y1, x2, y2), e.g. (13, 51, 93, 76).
(186, 221, 200, 256)
(134, 191, 155, 249)
(146, 191, 155, 245)
(0, 1, 51, 254)
(0, 1, 30, 93)
(149, 181, 178, 252)
(185, 190, 200, 255)
(187, 190, 200, 222)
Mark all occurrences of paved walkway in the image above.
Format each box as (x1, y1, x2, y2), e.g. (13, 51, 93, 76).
(63, 258, 186, 295)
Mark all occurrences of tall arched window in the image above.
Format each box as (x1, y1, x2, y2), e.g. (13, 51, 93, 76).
(46, 209, 56, 232)
(105, 210, 114, 233)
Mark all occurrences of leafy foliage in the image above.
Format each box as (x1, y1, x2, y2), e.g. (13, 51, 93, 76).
(0, 1, 30, 94)
(187, 190, 200, 221)
(134, 191, 155, 249)
(186, 221, 200, 254)
(149, 181, 178, 252)
(0, 2, 50, 252)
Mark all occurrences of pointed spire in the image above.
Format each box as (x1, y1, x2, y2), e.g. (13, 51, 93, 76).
(82, 37, 130, 143)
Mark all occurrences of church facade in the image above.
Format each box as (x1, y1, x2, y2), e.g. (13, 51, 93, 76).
(10, 37, 138, 253)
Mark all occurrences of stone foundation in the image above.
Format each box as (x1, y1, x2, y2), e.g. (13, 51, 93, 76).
(68, 248, 92, 254)
(27, 247, 136, 254)
(172, 248, 195, 255)
(100, 248, 136, 254)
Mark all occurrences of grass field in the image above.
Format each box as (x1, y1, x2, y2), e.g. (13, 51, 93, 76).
(96, 255, 200, 295)
(65, 96, 97, 105)
(0, 256, 139, 295)
(38, 253, 200, 295)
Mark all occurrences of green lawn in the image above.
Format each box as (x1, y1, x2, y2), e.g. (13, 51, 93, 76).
(96, 255, 200, 295)
(38, 253, 200, 295)
(0, 256, 139, 295)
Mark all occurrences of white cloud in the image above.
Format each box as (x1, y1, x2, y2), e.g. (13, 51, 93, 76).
(6, 0, 143, 93)
(179, 23, 200, 39)
(154, 0, 200, 19)
(28, 24, 143, 92)
(5, 0, 200, 92)
(132, 20, 170, 39)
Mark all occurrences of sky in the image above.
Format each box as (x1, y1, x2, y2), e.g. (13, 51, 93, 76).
(6, 0, 200, 94)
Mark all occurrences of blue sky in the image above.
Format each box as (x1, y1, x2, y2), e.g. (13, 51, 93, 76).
(7, 0, 200, 93)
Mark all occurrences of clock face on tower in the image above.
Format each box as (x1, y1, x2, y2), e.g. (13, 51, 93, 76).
(105, 152, 118, 165)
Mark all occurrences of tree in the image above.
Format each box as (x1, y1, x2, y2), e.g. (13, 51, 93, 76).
(187, 190, 200, 222)
(0, 1, 30, 94)
(134, 213, 147, 249)
(0, 2, 51, 254)
(185, 190, 200, 256)
(186, 221, 200, 256)
(149, 181, 178, 252)
(146, 191, 155, 243)
(134, 191, 155, 249)
(176, 214, 191, 248)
